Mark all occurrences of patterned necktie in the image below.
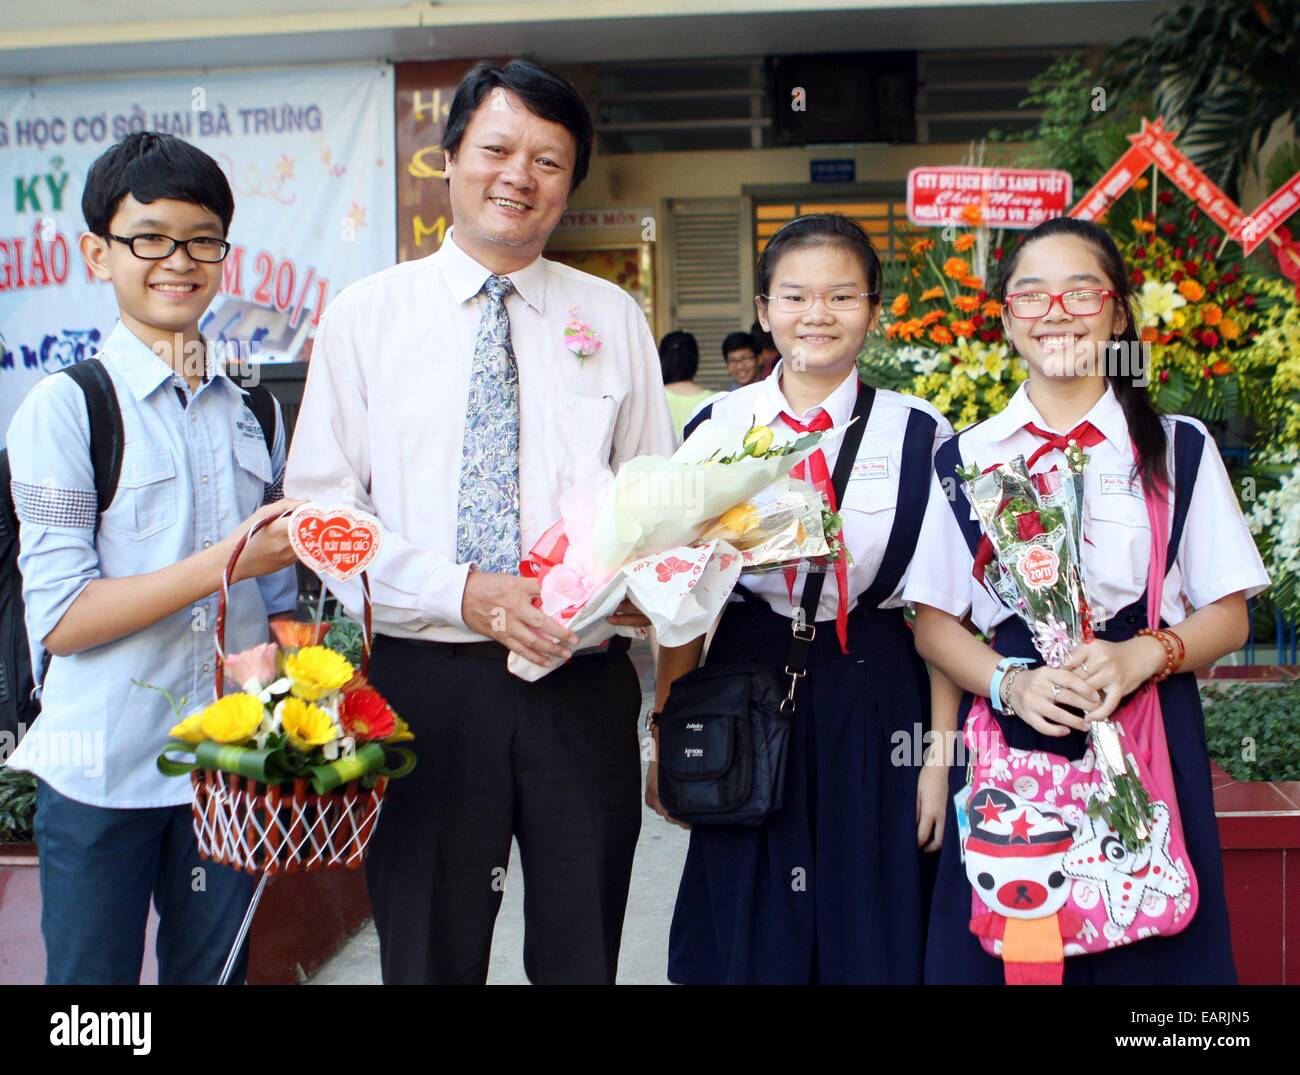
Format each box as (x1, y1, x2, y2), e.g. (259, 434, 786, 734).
(456, 274, 520, 574)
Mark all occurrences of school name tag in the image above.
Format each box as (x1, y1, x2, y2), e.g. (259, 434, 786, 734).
(1100, 473, 1141, 498)
(850, 456, 889, 482)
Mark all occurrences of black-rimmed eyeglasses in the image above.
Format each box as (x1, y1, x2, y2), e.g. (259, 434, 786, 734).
(109, 233, 231, 263)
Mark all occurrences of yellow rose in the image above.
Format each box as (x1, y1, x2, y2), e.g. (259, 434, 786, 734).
(280, 697, 337, 752)
(742, 425, 774, 457)
(282, 646, 355, 702)
(169, 714, 206, 745)
(198, 692, 264, 745)
(718, 502, 761, 536)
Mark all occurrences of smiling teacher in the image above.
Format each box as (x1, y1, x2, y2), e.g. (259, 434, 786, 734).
(285, 59, 675, 985)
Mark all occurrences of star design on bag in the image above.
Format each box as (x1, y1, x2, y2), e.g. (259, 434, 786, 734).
(1060, 800, 1187, 929)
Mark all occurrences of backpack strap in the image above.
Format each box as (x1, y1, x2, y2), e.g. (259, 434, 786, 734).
(59, 359, 124, 529)
(859, 406, 940, 609)
(681, 400, 715, 442)
(240, 383, 279, 458)
(1165, 420, 1204, 574)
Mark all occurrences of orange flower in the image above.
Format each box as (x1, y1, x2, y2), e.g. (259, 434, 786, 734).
(1211, 360, 1233, 376)
(896, 319, 926, 342)
(1132, 218, 1156, 234)
(1201, 303, 1222, 326)
(929, 324, 954, 345)
(953, 295, 981, 313)
(1140, 326, 1159, 343)
(1219, 318, 1241, 341)
(953, 234, 977, 252)
(1133, 176, 1150, 191)
(949, 319, 976, 338)
(920, 286, 945, 301)
(920, 310, 945, 327)
(943, 257, 969, 279)
(891, 293, 910, 317)
(959, 204, 984, 226)
(981, 300, 1003, 318)
(1178, 278, 1205, 302)
(885, 322, 901, 339)
(959, 275, 984, 290)
(911, 238, 935, 255)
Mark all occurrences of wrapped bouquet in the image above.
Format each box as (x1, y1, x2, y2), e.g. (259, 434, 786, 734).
(958, 444, 1155, 850)
(509, 416, 850, 681)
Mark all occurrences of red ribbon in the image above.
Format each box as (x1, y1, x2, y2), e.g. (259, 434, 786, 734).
(779, 409, 851, 654)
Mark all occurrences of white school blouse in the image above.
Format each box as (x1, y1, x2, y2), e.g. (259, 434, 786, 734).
(701, 362, 953, 621)
(902, 381, 1269, 635)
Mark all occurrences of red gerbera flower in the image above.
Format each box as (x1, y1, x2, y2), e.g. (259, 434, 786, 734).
(339, 687, 397, 742)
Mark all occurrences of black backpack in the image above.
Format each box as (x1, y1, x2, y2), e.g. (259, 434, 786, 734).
(0, 359, 277, 746)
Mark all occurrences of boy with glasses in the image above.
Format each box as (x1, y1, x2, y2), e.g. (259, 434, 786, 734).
(4, 132, 301, 984)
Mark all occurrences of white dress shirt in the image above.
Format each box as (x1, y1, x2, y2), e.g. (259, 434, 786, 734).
(285, 227, 677, 642)
(704, 362, 953, 620)
(903, 381, 1270, 634)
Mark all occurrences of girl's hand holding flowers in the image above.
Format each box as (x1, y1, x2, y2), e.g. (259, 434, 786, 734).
(1006, 665, 1101, 736)
(1061, 637, 1168, 723)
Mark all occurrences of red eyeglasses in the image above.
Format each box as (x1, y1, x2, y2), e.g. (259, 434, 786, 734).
(1004, 288, 1119, 319)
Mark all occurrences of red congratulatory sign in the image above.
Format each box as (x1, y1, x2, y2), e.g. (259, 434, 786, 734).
(907, 167, 1073, 230)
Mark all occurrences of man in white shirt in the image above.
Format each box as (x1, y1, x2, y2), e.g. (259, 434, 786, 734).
(285, 59, 675, 984)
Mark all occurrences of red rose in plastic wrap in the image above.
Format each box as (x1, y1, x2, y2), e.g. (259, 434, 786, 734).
(1016, 510, 1046, 541)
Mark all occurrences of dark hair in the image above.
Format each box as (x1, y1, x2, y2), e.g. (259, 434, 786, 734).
(659, 330, 700, 383)
(721, 331, 758, 359)
(755, 213, 883, 302)
(82, 131, 234, 237)
(443, 59, 593, 194)
(750, 320, 776, 354)
(994, 216, 1167, 491)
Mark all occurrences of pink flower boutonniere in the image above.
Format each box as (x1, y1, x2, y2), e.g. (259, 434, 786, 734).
(563, 306, 603, 365)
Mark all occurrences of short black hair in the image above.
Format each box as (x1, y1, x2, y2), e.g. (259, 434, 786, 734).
(750, 320, 776, 354)
(443, 59, 594, 194)
(722, 331, 758, 359)
(82, 131, 234, 237)
(659, 330, 699, 383)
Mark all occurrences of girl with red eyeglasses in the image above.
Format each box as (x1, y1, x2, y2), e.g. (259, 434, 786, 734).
(906, 216, 1268, 984)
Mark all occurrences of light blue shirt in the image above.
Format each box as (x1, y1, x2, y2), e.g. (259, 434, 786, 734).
(3, 321, 298, 807)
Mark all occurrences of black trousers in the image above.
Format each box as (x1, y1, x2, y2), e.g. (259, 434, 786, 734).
(363, 634, 643, 984)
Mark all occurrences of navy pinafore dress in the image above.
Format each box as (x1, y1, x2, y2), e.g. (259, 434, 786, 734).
(667, 396, 940, 985)
(923, 422, 1237, 984)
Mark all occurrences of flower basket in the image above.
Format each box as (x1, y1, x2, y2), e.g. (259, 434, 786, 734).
(156, 507, 414, 875)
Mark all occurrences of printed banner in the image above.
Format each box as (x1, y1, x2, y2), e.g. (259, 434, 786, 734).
(0, 63, 396, 445)
(1067, 144, 1153, 223)
(907, 166, 1073, 230)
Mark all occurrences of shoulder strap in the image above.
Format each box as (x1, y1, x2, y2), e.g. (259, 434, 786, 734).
(783, 383, 875, 682)
(241, 384, 279, 458)
(59, 359, 124, 525)
(1165, 420, 1204, 573)
(933, 432, 982, 559)
(860, 407, 940, 609)
(682, 401, 714, 442)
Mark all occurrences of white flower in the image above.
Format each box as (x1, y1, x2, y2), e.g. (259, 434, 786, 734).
(1138, 280, 1187, 327)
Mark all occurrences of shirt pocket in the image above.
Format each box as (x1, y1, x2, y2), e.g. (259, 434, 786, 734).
(233, 436, 274, 517)
(1084, 487, 1151, 593)
(556, 392, 620, 471)
(101, 446, 177, 540)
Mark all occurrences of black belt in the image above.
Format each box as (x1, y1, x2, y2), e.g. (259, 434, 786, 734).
(375, 633, 631, 660)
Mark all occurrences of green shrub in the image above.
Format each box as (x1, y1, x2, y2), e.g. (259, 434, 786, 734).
(0, 767, 37, 844)
(1201, 682, 1300, 782)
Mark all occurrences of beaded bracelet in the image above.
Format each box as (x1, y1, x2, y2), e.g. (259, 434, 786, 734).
(1137, 627, 1185, 683)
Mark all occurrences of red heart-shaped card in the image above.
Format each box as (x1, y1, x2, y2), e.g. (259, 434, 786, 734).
(288, 504, 382, 581)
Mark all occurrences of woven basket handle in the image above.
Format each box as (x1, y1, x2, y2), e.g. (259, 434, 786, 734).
(213, 507, 373, 699)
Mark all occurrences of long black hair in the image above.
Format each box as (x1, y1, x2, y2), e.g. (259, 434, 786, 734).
(756, 213, 883, 306)
(994, 216, 1168, 491)
(658, 330, 700, 383)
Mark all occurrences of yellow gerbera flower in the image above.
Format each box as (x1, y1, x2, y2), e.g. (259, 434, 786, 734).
(198, 692, 264, 745)
(280, 696, 337, 752)
(282, 646, 355, 702)
(169, 714, 206, 745)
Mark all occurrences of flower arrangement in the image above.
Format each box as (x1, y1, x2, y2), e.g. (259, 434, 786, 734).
(863, 217, 1027, 428)
(154, 622, 414, 796)
(1244, 445, 1300, 624)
